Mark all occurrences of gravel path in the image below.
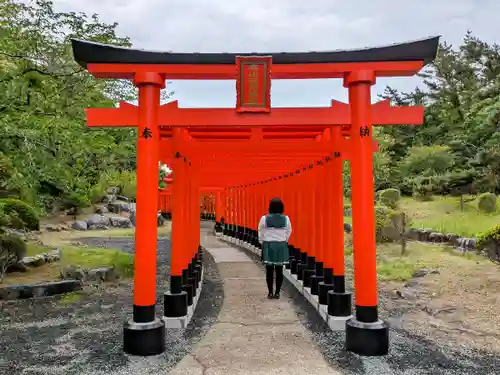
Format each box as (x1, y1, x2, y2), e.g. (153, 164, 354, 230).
(237, 244, 499, 375)
(0, 235, 224, 375)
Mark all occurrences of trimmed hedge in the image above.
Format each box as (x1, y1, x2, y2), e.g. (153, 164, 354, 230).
(477, 193, 497, 213)
(0, 198, 40, 231)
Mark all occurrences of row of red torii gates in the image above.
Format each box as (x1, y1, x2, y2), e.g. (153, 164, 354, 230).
(72, 36, 439, 357)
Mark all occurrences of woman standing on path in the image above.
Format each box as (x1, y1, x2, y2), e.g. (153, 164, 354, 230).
(258, 198, 292, 299)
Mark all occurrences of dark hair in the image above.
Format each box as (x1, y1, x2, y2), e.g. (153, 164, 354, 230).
(268, 198, 284, 214)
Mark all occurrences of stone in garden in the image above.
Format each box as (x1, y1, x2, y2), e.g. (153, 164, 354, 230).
(107, 200, 132, 213)
(109, 216, 133, 228)
(87, 267, 117, 282)
(86, 214, 110, 230)
(447, 233, 459, 245)
(5, 229, 26, 239)
(106, 187, 120, 195)
(344, 222, 352, 233)
(130, 211, 136, 226)
(412, 268, 440, 278)
(429, 232, 445, 243)
(20, 255, 47, 267)
(72, 220, 88, 231)
(8, 262, 28, 273)
(94, 205, 109, 214)
(396, 287, 419, 299)
(60, 265, 87, 281)
(46, 249, 61, 262)
(102, 195, 116, 204)
(45, 224, 61, 232)
(116, 195, 129, 202)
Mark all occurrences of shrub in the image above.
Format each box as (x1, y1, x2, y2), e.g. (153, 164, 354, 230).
(343, 203, 352, 216)
(0, 198, 39, 231)
(0, 205, 9, 233)
(476, 224, 500, 262)
(375, 205, 394, 243)
(412, 176, 435, 201)
(61, 193, 91, 216)
(375, 205, 410, 243)
(379, 188, 401, 208)
(0, 235, 27, 281)
(103, 171, 137, 200)
(477, 193, 497, 213)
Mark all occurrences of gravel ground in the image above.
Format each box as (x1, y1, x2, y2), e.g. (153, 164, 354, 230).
(237, 244, 499, 375)
(0, 237, 224, 375)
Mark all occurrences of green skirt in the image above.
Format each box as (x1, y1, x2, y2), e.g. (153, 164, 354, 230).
(262, 241, 289, 266)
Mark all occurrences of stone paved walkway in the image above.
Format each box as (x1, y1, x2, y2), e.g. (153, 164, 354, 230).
(169, 229, 342, 375)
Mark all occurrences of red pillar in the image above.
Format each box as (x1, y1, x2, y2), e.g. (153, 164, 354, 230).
(311, 160, 326, 296)
(327, 126, 352, 317)
(319, 131, 334, 305)
(344, 70, 389, 356)
(123, 72, 165, 356)
(163, 129, 189, 323)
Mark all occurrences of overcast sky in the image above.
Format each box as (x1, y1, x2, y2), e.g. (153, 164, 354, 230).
(54, 0, 500, 107)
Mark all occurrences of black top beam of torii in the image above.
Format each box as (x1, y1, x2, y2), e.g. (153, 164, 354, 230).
(71, 36, 440, 68)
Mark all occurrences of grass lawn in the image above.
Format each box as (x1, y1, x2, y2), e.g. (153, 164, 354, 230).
(343, 195, 500, 237)
(2, 241, 134, 286)
(399, 195, 500, 237)
(343, 233, 487, 282)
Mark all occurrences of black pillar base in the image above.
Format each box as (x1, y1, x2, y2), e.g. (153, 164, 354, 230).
(327, 291, 352, 317)
(163, 291, 188, 317)
(191, 271, 200, 290)
(195, 265, 203, 284)
(297, 263, 308, 281)
(310, 275, 324, 295)
(285, 256, 294, 270)
(345, 318, 389, 356)
(188, 276, 197, 294)
(181, 284, 194, 306)
(303, 269, 315, 288)
(318, 282, 333, 305)
(123, 318, 165, 356)
(291, 259, 301, 275)
(315, 261, 324, 276)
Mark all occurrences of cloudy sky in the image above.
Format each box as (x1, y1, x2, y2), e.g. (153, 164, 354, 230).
(54, 0, 500, 107)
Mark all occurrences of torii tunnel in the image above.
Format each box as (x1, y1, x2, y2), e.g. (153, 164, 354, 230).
(72, 36, 439, 357)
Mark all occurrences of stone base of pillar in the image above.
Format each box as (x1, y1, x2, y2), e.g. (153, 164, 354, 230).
(123, 318, 165, 356)
(327, 291, 352, 317)
(163, 291, 188, 318)
(303, 269, 315, 287)
(318, 282, 333, 305)
(345, 318, 389, 356)
(310, 275, 324, 295)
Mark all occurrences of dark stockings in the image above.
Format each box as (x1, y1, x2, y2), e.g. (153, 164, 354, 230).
(266, 265, 284, 295)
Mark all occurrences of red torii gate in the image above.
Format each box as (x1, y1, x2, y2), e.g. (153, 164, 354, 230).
(72, 36, 439, 357)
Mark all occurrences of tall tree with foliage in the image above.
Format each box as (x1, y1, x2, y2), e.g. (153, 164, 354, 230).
(0, 0, 171, 214)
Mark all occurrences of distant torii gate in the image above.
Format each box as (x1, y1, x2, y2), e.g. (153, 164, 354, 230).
(72, 36, 439, 357)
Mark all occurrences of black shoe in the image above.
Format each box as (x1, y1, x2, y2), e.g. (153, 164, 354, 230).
(267, 293, 274, 299)
(273, 293, 280, 299)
